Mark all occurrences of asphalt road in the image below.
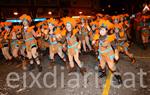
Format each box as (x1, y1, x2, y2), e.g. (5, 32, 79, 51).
(0, 44, 150, 95)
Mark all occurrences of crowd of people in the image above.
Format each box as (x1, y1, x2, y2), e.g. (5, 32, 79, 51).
(0, 12, 149, 84)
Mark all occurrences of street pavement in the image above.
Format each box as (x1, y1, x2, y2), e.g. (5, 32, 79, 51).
(0, 44, 150, 95)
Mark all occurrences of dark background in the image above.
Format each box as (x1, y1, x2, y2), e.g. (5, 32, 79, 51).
(0, 0, 149, 19)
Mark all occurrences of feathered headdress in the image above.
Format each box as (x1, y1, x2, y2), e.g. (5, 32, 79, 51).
(43, 25, 48, 29)
(113, 23, 123, 29)
(72, 29, 78, 36)
(36, 21, 45, 28)
(54, 28, 61, 35)
(112, 15, 120, 21)
(90, 21, 98, 26)
(20, 14, 32, 22)
(12, 25, 22, 32)
(107, 34, 116, 42)
(62, 17, 76, 27)
(37, 20, 48, 29)
(0, 22, 4, 28)
(75, 18, 81, 24)
(46, 18, 58, 26)
(98, 19, 114, 30)
(93, 33, 100, 41)
(119, 14, 124, 18)
(61, 28, 67, 36)
(96, 13, 103, 17)
(4, 22, 12, 27)
(103, 14, 110, 20)
(93, 31, 116, 42)
(27, 26, 35, 32)
(124, 14, 129, 17)
(57, 21, 63, 27)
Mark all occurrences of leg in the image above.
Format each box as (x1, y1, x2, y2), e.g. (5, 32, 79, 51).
(106, 55, 116, 72)
(12, 47, 22, 64)
(98, 55, 107, 78)
(20, 46, 26, 58)
(5, 47, 12, 61)
(57, 46, 70, 70)
(48, 46, 55, 69)
(74, 51, 83, 68)
(68, 53, 77, 73)
(20, 46, 27, 70)
(85, 36, 92, 51)
(82, 40, 86, 52)
(114, 49, 119, 62)
(74, 52, 86, 75)
(31, 47, 40, 65)
(12, 48, 19, 58)
(49, 46, 55, 61)
(142, 35, 147, 49)
(68, 53, 74, 68)
(145, 36, 149, 48)
(124, 49, 135, 64)
(31, 47, 42, 72)
(27, 49, 35, 71)
(58, 47, 66, 61)
(106, 55, 122, 84)
(2, 47, 9, 60)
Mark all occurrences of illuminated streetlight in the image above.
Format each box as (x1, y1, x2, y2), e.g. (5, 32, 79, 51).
(79, 11, 83, 15)
(48, 11, 52, 15)
(122, 8, 125, 11)
(108, 5, 111, 8)
(14, 12, 18, 15)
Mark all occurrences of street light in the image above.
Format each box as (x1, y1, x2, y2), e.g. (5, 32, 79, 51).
(122, 8, 125, 11)
(48, 11, 52, 15)
(108, 5, 111, 8)
(79, 11, 83, 15)
(14, 12, 18, 15)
